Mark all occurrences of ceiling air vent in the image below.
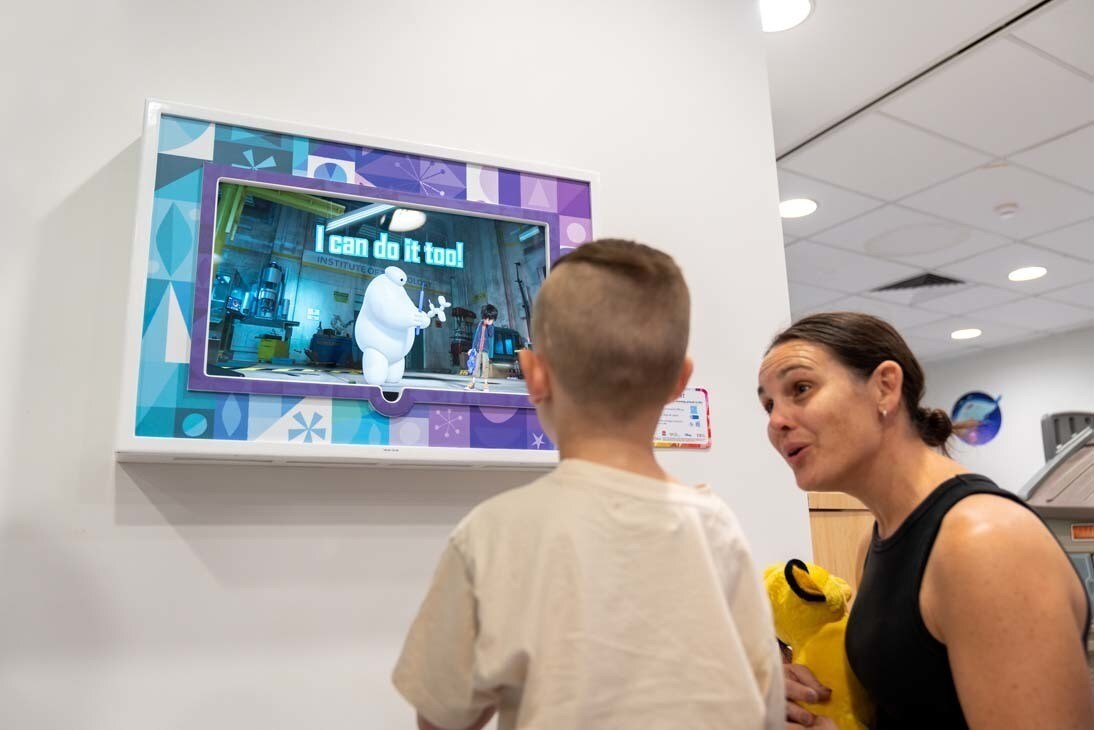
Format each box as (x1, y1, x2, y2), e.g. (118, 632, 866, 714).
(872, 273, 965, 293)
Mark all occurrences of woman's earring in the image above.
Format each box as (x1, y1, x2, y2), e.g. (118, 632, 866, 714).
(880, 408, 888, 419)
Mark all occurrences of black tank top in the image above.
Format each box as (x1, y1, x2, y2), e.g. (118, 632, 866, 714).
(844, 474, 1090, 729)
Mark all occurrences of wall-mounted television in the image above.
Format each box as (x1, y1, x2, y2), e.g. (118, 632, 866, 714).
(193, 175, 549, 409)
(116, 100, 597, 466)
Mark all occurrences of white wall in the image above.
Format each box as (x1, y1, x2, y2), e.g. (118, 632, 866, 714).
(925, 326, 1094, 493)
(0, 1, 807, 727)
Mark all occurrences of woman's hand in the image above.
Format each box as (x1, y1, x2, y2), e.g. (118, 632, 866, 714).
(784, 664, 831, 728)
(788, 718, 837, 730)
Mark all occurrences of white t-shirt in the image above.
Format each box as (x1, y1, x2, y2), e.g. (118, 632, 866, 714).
(393, 458, 784, 730)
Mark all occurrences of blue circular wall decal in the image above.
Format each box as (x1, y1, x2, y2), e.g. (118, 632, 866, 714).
(181, 412, 209, 438)
(951, 391, 1002, 446)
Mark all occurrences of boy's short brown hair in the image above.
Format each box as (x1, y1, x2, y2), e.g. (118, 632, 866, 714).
(533, 239, 690, 419)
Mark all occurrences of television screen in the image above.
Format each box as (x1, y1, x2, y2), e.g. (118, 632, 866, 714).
(201, 180, 547, 398)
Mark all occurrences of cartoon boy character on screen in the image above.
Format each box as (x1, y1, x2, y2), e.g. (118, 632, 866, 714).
(465, 304, 498, 392)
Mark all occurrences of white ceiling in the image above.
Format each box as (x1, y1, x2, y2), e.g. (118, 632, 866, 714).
(769, 0, 1094, 362)
(765, 0, 1045, 155)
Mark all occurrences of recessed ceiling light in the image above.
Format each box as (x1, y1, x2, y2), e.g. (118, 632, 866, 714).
(760, 0, 814, 32)
(951, 328, 982, 341)
(388, 208, 427, 233)
(1008, 265, 1047, 282)
(779, 198, 818, 219)
(994, 202, 1020, 220)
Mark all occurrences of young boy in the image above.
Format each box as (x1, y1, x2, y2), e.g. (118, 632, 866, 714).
(465, 304, 498, 392)
(393, 240, 783, 730)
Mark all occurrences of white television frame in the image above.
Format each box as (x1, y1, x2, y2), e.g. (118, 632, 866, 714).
(115, 99, 599, 468)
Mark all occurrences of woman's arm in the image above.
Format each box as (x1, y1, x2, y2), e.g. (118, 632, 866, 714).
(922, 494, 1093, 730)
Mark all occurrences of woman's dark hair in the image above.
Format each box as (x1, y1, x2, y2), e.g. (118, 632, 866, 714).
(481, 304, 498, 320)
(767, 312, 954, 450)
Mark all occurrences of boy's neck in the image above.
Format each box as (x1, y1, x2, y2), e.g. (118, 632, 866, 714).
(557, 431, 671, 483)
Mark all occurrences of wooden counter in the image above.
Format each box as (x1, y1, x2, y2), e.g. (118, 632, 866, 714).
(808, 491, 872, 592)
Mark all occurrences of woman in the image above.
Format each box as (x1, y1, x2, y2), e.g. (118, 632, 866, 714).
(756, 312, 1092, 730)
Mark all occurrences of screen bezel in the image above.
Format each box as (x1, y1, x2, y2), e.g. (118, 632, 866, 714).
(189, 166, 557, 417)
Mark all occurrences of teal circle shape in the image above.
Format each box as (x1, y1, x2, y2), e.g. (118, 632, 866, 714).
(182, 413, 208, 437)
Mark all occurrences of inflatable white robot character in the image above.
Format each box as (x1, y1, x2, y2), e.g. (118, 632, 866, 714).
(355, 266, 432, 386)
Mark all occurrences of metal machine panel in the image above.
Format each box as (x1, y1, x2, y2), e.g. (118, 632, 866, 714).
(1021, 425, 1094, 520)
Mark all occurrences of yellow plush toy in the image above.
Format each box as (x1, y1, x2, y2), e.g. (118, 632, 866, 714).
(763, 559, 872, 730)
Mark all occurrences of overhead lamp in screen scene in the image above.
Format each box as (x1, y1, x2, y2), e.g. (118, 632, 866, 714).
(951, 328, 982, 341)
(325, 203, 394, 233)
(388, 208, 427, 233)
(760, 0, 814, 32)
(779, 198, 818, 219)
(1008, 266, 1047, 282)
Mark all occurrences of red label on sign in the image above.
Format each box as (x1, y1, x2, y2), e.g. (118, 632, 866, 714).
(1071, 524, 1094, 541)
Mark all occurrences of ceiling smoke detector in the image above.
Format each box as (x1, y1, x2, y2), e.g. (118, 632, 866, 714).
(994, 202, 1020, 220)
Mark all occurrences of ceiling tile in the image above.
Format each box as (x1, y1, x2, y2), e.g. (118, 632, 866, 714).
(779, 113, 990, 200)
(900, 163, 1094, 238)
(1011, 0, 1094, 76)
(824, 295, 948, 329)
(1043, 281, 1094, 310)
(906, 316, 1036, 348)
(977, 296, 1094, 331)
(1012, 124, 1094, 193)
(917, 285, 1027, 315)
(938, 242, 1094, 294)
(1030, 217, 1094, 262)
(790, 308, 827, 323)
(776, 170, 883, 238)
(905, 335, 983, 363)
(812, 204, 1009, 268)
(765, 0, 1039, 154)
(784, 241, 921, 293)
(788, 282, 845, 312)
(883, 38, 1094, 155)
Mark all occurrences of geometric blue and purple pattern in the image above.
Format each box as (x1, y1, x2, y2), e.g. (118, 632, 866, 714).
(134, 114, 589, 451)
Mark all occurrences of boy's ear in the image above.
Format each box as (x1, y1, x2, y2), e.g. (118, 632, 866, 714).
(519, 349, 551, 406)
(665, 355, 694, 405)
